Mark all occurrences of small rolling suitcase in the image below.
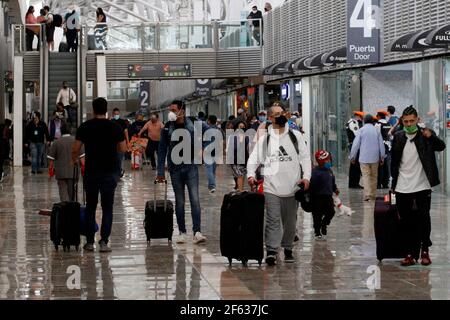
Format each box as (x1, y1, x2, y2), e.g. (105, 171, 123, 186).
(59, 41, 69, 52)
(144, 180, 173, 243)
(220, 191, 265, 266)
(50, 168, 81, 251)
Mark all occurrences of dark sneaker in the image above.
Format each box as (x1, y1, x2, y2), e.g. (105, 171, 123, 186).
(314, 229, 322, 240)
(401, 254, 416, 266)
(321, 225, 327, 240)
(294, 234, 299, 242)
(265, 251, 277, 266)
(420, 251, 432, 266)
(284, 249, 295, 263)
(83, 243, 94, 252)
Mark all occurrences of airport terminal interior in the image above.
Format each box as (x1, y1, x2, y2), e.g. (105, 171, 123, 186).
(0, 0, 450, 301)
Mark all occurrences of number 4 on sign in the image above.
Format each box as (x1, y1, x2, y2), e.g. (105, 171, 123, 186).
(350, 0, 381, 38)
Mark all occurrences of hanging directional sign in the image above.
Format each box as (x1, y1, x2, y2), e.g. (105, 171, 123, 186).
(195, 79, 212, 97)
(128, 64, 191, 78)
(138, 81, 150, 116)
(347, 0, 382, 64)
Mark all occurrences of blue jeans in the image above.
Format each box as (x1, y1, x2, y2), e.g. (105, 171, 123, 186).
(169, 164, 201, 234)
(30, 142, 45, 172)
(84, 172, 118, 244)
(117, 152, 124, 173)
(204, 162, 217, 190)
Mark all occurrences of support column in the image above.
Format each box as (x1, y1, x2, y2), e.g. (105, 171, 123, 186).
(96, 54, 107, 98)
(301, 77, 311, 151)
(13, 56, 23, 167)
(258, 84, 265, 111)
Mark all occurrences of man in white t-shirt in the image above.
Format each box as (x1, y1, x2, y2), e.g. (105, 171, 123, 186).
(56, 81, 77, 126)
(391, 106, 445, 267)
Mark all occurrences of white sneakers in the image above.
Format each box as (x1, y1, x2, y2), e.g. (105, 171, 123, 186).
(193, 232, 206, 244)
(177, 232, 206, 244)
(176, 233, 187, 244)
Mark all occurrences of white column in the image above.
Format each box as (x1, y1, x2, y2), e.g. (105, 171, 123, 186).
(13, 56, 23, 167)
(258, 84, 265, 111)
(96, 54, 107, 98)
(301, 77, 311, 150)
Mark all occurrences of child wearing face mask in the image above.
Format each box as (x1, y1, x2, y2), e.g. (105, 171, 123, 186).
(309, 150, 339, 240)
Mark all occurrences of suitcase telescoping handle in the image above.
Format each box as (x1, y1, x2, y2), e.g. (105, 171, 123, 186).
(153, 179, 168, 212)
(72, 166, 79, 202)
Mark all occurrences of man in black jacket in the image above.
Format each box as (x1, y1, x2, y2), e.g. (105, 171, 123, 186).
(391, 106, 446, 266)
(25, 112, 50, 174)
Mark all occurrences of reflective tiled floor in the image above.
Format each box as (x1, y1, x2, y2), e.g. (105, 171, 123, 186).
(0, 163, 449, 300)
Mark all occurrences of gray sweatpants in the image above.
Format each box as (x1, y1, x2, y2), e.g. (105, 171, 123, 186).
(265, 193, 298, 252)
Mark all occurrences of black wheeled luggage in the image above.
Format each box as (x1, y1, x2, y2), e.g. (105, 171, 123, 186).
(144, 180, 173, 243)
(220, 191, 265, 266)
(50, 167, 81, 251)
(374, 195, 414, 261)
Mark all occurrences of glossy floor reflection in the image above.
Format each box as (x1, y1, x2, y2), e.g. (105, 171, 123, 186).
(0, 163, 449, 300)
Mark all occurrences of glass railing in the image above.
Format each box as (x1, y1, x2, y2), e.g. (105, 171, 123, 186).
(14, 19, 261, 54)
(218, 20, 261, 49)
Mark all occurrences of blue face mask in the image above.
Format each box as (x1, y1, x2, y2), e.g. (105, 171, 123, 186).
(259, 116, 267, 122)
(113, 115, 120, 120)
(324, 162, 332, 169)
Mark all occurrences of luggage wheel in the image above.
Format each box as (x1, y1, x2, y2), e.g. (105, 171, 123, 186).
(227, 257, 232, 266)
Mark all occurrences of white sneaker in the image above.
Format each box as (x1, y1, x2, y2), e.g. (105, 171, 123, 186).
(209, 188, 216, 194)
(193, 231, 206, 244)
(176, 233, 187, 244)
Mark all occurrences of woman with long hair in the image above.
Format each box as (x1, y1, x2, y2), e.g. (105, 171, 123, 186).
(95, 7, 108, 50)
(25, 6, 39, 51)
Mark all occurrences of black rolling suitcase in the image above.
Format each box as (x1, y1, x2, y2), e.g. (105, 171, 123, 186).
(374, 194, 419, 261)
(220, 191, 265, 266)
(50, 168, 81, 251)
(144, 180, 173, 243)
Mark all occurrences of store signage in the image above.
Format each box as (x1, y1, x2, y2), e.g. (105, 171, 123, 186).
(281, 83, 290, 100)
(426, 24, 450, 46)
(128, 64, 191, 78)
(389, 29, 448, 52)
(322, 47, 347, 66)
(347, 0, 382, 64)
(195, 79, 212, 97)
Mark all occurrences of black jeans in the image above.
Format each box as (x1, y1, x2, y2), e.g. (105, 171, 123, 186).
(311, 195, 335, 233)
(66, 30, 78, 52)
(396, 190, 432, 256)
(84, 172, 118, 244)
(146, 139, 159, 168)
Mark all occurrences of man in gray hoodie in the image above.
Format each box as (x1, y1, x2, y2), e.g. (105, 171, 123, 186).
(247, 104, 311, 266)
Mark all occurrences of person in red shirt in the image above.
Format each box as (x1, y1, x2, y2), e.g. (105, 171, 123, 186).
(25, 6, 40, 51)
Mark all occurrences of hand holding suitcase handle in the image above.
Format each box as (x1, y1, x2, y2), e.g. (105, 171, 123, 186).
(153, 177, 168, 212)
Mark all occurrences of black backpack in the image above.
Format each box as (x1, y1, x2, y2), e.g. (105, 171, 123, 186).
(264, 126, 300, 155)
(52, 14, 63, 28)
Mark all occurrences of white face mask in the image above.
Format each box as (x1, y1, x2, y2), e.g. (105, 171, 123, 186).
(168, 111, 178, 122)
(252, 10, 257, 13)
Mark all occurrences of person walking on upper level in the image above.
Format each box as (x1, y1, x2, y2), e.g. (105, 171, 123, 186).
(349, 114, 385, 201)
(25, 6, 39, 51)
(247, 6, 263, 45)
(95, 8, 108, 50)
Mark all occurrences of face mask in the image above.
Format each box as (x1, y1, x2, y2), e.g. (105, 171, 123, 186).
(168, 111, 178, 122)
(63, 85, 68, 89)
(259, 116, 267, 122)
(252, 10, 257, 13)
(274, 115, 288, 126)
(113, 115, 120, 120)
(404, 125, 418, 134)
(324, 162, 332, 169)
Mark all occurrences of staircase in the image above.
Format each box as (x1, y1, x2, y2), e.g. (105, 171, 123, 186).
(48, 52, 78, 116)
